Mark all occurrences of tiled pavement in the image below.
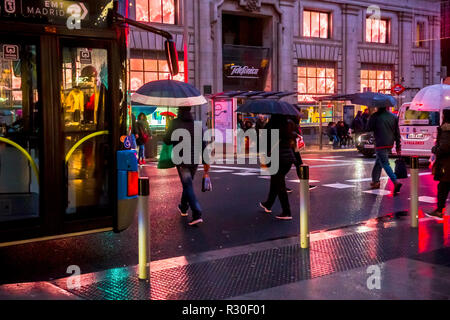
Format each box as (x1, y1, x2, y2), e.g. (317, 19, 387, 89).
(1, 213, 448, 300)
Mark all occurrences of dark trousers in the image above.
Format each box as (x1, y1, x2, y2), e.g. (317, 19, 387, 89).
(177, 164, 202, 219)
(437, 181, 450, 211)
(294, 151, 303, 178)
(264, 162, 293, 215)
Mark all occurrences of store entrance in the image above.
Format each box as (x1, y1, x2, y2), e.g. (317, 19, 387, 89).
(221, 14, 271, 92)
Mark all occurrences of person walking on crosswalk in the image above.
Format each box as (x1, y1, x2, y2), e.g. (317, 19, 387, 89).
(367, 107, 402, 195)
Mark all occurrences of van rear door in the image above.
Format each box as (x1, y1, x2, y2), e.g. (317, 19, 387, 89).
(398, 106, 439, 157)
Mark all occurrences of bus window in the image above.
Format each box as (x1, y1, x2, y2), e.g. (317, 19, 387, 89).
(61, 47, 110, 215)
(0, 42, 40, 223)
(401, 108, 440, 126)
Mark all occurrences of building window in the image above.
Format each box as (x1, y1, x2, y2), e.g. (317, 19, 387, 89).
(303, 10, 331, 39)
(415, 22, 425, 48)
(365, 18, 389, 43)
(135, 0, 177, 24)
(360, 65, 393, 93)
(297, 61, 336, 102)
(129, 51, 184, 92)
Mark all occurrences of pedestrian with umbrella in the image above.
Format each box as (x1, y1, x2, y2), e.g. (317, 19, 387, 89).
(355, 93, 403, 195)
(237, 99, 300, 220)
(132, 79, 210, 226)
(160, 110, 176, 130)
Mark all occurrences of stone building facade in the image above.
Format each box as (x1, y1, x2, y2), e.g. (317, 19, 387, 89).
(124, 0, 441, 136)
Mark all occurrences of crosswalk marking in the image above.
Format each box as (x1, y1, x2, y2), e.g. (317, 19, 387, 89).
(323, 183, 355, 189)
(232, 172, 259, 176)
(418, 196, 437, 203)
(346, 177, 388, 183)
(363, 189, 392, 196)
(287, 179, 320, 183)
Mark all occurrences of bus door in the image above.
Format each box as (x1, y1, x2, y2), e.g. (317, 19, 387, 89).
(0, 38, 41, 232)
(59, 40, 115, 226)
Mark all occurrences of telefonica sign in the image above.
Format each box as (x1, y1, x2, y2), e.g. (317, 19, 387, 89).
(229, 65, 260, 78)
(222, 44, 270, 91)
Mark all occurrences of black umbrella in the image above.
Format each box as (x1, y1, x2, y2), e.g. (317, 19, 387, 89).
(236, 99, 300, 116)
(131, 79, 207, 107)
(349, 92, 397, 108)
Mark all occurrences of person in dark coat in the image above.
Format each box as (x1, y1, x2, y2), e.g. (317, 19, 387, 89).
(337, 121, 350, 147)
(285, 115, 317, 193)
(327, 122, 339, 148)
(259, 114, 296, 220)
(427, 109, 450, 220)
(362, 109, 370, 131)
(351, 111, 365, 141)
(367, 107, 402, 195)
(163, 107, 209, 226)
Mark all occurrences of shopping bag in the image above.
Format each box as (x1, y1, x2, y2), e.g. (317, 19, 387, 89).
(295, 135, 305, 152)
(157, 143, 175, 169)
(202, 174, 212, 192)
(394, 158, 408, 179)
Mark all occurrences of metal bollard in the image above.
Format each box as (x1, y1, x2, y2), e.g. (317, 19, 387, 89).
(138, 177, 150, 280)
(299, 165, 310, 249)
(410, 156, 419, 228)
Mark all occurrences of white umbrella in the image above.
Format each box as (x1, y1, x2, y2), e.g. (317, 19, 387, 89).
(410, 84, 450, 111)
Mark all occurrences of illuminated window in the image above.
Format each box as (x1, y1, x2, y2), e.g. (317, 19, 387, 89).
(360, 65, 393, 93)
(303, 10, 330, 39)
(365, 18, 389, 43)
(136, 0, 177, 24)
(415, 22, 425, 48)
(129, 51, 184, 92)
(297, 61, 336, 102)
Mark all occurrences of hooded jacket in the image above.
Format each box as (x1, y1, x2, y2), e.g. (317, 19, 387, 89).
(432, 123, 450, 182)
(367, 109, 401, 150)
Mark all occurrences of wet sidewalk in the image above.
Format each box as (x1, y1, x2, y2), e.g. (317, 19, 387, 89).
(1, 214, 449, 300)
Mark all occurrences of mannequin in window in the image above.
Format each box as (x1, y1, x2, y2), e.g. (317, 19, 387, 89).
(65, 84, 85, 124)
(80, 64, 107, 126)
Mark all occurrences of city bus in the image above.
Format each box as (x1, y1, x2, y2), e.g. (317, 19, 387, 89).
(0, 0, 178, 244)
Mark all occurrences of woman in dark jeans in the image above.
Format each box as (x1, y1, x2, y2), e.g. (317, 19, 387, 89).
(163, 107, 210, 226)
(259, 114, 296, 220)
(135, 113, 150, 165)
(427, 109, 450, 220)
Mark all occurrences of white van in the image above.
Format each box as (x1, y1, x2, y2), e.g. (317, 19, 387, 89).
(395, 102, 440, 158)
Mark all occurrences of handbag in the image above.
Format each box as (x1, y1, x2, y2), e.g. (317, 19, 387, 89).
(141, 133, 149, 144)
(295, 134, 305, 152)
(157, 143, 175, 169)
(202, 174, 212, 192)
(394, 158, 408, 179)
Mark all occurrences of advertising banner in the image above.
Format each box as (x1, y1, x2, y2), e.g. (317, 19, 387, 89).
(213, 99, 234, 144)
(0, 0, 117, 29)
(223, 44, 270, 91)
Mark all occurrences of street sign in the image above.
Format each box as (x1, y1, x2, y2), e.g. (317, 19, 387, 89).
(391, 84, 406, 95)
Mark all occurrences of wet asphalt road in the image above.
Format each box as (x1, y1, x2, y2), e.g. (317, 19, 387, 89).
(0, 151, 439, 284)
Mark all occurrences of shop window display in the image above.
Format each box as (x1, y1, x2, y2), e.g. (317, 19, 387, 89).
(366, 18, 389, 44)
(297, 61, 336, 103)
(303, 10, 330, 39)
(136, 0, 177, 24)
(360, 65, 393, 93)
